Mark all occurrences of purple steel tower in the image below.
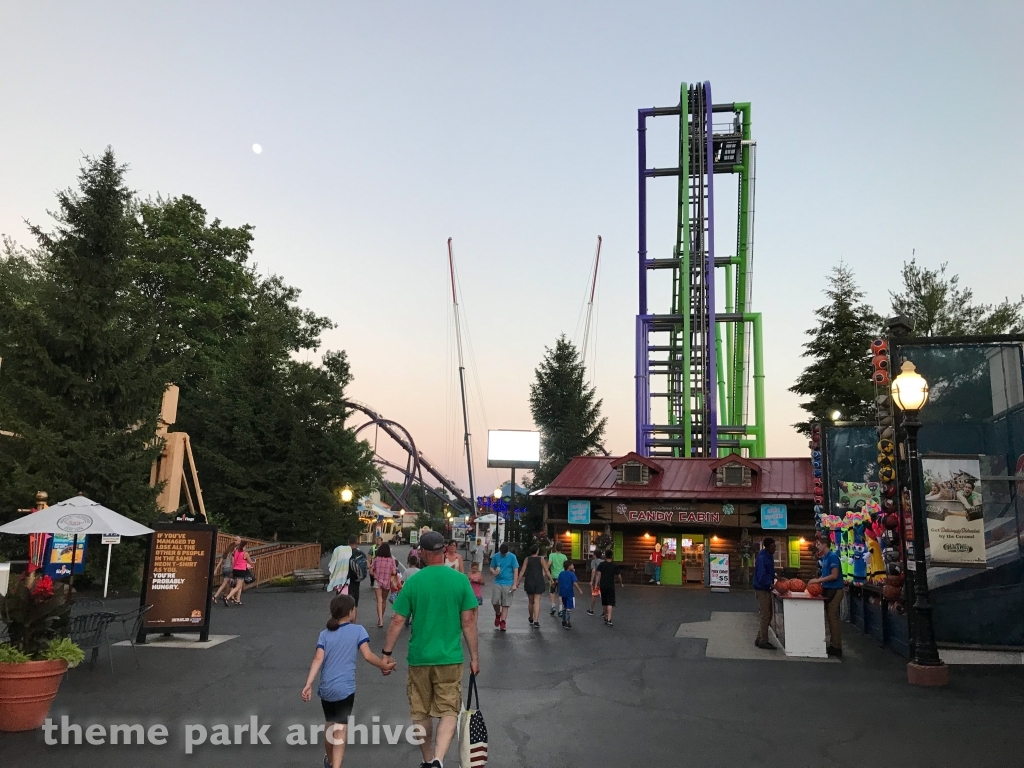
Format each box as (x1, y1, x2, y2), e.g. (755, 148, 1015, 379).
(636, 81, 765, 459)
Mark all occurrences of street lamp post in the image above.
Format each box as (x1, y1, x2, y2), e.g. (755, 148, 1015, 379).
(891, 360, 949, 686)
(492, 487, 502, 553)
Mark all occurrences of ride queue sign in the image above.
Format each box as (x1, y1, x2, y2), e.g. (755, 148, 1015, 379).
(138, 523, 218, 643)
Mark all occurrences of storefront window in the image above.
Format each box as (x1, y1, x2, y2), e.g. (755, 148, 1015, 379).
(662, 537, 677, 560)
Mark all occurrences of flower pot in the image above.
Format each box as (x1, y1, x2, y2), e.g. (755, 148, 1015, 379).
(0, 659, 68, 732)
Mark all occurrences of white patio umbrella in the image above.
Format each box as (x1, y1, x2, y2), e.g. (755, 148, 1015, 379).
(0, 495, 154, 537)
(0, 495, 154, 591)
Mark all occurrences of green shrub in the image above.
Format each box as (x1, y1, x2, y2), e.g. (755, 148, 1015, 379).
(267, 576, 295, 587)
(40, 637, 85, 668)
(0, 644, 32, 664)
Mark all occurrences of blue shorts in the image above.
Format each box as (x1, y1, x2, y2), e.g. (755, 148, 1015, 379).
(560, 595, 575, 610)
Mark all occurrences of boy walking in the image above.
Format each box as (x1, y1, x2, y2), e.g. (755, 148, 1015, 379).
(546, 541, 567, 617)
(595, 549, 619, 626)
(586, 549, 602, 616)
(557, 561, 583, 629)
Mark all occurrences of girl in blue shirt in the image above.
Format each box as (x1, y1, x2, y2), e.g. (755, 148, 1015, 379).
(302, 594, 396, 768)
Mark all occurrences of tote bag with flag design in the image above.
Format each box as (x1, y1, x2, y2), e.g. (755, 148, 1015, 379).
(458, 673, 488, 767)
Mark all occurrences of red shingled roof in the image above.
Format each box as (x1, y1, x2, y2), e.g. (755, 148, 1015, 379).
(533, 455, 813, 501)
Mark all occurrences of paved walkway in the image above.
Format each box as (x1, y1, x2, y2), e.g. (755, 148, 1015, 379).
(2, 582, 1023, 767)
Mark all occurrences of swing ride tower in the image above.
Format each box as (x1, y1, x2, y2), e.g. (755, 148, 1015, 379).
(636, 81, 766, 458)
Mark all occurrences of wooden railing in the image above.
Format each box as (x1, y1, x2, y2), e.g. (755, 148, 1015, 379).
(249, 543, 322, 588)
(212, 541, 322, 589)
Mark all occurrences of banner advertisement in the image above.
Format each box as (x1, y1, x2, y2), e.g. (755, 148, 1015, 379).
(922, 457, 987, 567)
(45, 534, 87, 579)
(709, 554, 730, 587)
(140, 525, 217, 640)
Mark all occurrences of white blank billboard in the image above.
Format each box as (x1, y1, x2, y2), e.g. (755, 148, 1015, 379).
(487, 430, 541, 469)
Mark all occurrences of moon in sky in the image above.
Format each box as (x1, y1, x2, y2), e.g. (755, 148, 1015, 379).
(252, 143, 262, 154)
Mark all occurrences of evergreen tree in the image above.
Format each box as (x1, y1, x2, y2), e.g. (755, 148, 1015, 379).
(0, 150, 378, 571)
(0, 150, 168, 570)
(790, 264, 881, 433)
(528, 335, 607, 489)
(890, 260, 1024, 337)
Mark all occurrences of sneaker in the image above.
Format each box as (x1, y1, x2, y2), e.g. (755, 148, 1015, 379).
(500, 620, 506, 632)
(606, 620, 613, 627)
(561, 619, 567, 628)
(431, 761, 444, 768)
(494, 615, 500, 628)
(586, 609, 595, 616)
(656, 581, 661, 585)
(550, 606, 557, 615)
(754, 640, 773, 650)
(324, 756, 332, 768)
(567, 621, 572, 629)
(558, 609, 564, 618)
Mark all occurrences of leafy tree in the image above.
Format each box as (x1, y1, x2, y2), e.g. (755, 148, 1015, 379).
(132, 200, 375, 548)
(0, 150, 378, 572)
(528, 335, 607, 490)
(890, 260, 1024, 337)
(790, 264, 881, 433)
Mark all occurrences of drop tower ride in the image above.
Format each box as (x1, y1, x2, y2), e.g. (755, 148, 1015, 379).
(636, 82, 765, 458)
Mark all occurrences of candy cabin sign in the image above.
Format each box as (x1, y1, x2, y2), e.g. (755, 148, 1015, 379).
(614, 503, 721, 525)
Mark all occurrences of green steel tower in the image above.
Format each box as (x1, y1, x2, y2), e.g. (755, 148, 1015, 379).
(636, 81, 765, 458)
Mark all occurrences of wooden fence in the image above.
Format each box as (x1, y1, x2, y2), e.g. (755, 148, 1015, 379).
(212, 541, 322, 589)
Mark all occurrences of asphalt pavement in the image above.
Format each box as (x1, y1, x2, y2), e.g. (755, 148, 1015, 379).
(2, 563, 1023, 768)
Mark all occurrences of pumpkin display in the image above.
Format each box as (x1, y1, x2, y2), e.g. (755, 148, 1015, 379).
(806, 582, 823, 597)
(774, 579, 790, 593)
(788, 578, 807, 593)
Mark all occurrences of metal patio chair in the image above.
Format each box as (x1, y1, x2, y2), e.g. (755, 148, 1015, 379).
(70, 597, 104, 616)
(69, 611, 116, 672)
(110, 604, 151, 668)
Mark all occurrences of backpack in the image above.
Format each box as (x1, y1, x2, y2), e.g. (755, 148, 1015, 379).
(349, 549, 369, 582)
(221, 549, 235, 576)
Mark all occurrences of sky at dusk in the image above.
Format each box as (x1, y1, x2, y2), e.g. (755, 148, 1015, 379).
(2, 2, 1022, 497)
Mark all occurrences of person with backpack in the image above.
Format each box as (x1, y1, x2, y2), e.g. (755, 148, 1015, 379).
(348, 536, 369, 615)
(327, 538, 354, 594)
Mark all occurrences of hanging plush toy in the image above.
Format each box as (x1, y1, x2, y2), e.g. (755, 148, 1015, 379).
(865, 527, 886, 583)
(852, 525, 868, 584)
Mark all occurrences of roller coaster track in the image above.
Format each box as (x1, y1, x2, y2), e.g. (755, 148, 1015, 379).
(345, 400, 476, 517)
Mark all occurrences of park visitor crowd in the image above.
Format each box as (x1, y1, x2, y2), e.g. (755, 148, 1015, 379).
(305, 531, 626, 768)
(301, 528, 847, 768)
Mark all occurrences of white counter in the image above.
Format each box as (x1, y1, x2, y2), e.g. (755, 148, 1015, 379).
(769, 591, 827, 658)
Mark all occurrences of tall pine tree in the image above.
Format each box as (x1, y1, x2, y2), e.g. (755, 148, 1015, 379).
(790, 264, 881, 433)
(0, 149, 168, 550)
(528, 335, 607, 489)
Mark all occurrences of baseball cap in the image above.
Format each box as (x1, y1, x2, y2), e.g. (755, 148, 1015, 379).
(419, 531, 446, 552)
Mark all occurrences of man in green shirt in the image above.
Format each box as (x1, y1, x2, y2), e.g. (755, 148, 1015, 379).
(546, 541, 568, 617)
(384, 530, 479, 768)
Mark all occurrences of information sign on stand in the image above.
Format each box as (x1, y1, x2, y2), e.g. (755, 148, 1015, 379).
(138, 523, 218, 643)
(709, 553, 730, 590)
